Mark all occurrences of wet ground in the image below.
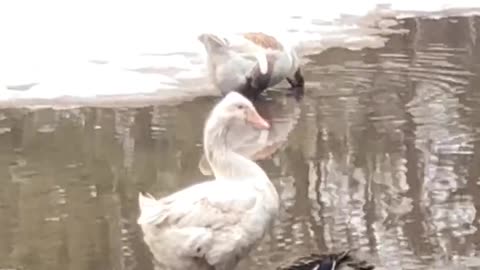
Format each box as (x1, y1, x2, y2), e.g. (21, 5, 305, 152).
(1, 15, 480, 270)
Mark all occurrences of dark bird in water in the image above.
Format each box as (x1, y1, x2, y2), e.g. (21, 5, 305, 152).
(278, 250, 375, 270)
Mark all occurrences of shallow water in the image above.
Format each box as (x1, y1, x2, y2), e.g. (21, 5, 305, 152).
(1, 15, 480, 270)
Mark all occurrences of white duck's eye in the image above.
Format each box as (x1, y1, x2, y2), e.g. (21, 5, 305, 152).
(236, 104, 245, 110)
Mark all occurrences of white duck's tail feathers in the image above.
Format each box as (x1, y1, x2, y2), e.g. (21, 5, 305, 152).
(137, 192, 166, 225)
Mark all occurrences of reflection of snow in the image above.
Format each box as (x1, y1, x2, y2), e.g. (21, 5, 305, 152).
(278, 176, 296, 209)
(407, 70, 476, 245)
(313, 155, 369, 250)
(408, 82, 473, 156)
(408, 82, 472, 198)
(429, 201, 476, 237)
(114, 110, 136, 172)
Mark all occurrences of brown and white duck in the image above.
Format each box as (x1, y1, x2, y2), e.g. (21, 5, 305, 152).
(198, 32, 304, 99)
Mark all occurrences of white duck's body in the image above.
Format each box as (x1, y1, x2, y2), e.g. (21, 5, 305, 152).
(137, 92, 280, 270)
(198, 32, 304, 98)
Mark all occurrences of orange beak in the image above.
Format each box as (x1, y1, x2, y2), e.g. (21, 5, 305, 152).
(246, 108, 270, 130)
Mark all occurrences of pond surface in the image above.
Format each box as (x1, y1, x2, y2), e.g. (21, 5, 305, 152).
(1, 16, 480, 270)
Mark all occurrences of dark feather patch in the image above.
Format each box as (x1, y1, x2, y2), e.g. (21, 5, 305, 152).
(238, 54, 277, 99)
(278, 251, 375, 270)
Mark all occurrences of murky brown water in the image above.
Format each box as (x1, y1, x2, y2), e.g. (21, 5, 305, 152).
(1, 16, 480, 270)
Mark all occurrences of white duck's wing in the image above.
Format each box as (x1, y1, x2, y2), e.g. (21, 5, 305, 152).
(138, 180, 258, 262)
(138, 180, 256, 226)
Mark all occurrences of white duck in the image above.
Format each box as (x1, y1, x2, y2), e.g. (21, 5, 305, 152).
(198, 32, 304, 99)
(137, 92, 280, 270)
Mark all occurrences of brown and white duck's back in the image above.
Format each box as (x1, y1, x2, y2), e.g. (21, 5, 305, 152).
(242, 32, 285, 51)
(241, 32, 301, 88)
(198, 32, 304, 98)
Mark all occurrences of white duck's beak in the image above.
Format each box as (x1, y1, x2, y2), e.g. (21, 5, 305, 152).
(246, 108, 270, 130)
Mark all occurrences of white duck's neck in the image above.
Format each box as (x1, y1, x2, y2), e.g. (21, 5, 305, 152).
(203, 117, 267, 180)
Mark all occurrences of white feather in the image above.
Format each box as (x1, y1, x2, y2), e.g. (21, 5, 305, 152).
(255, 51, 269, 74)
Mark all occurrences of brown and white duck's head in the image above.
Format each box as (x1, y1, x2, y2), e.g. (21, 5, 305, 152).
(198, 33, 230, 54)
